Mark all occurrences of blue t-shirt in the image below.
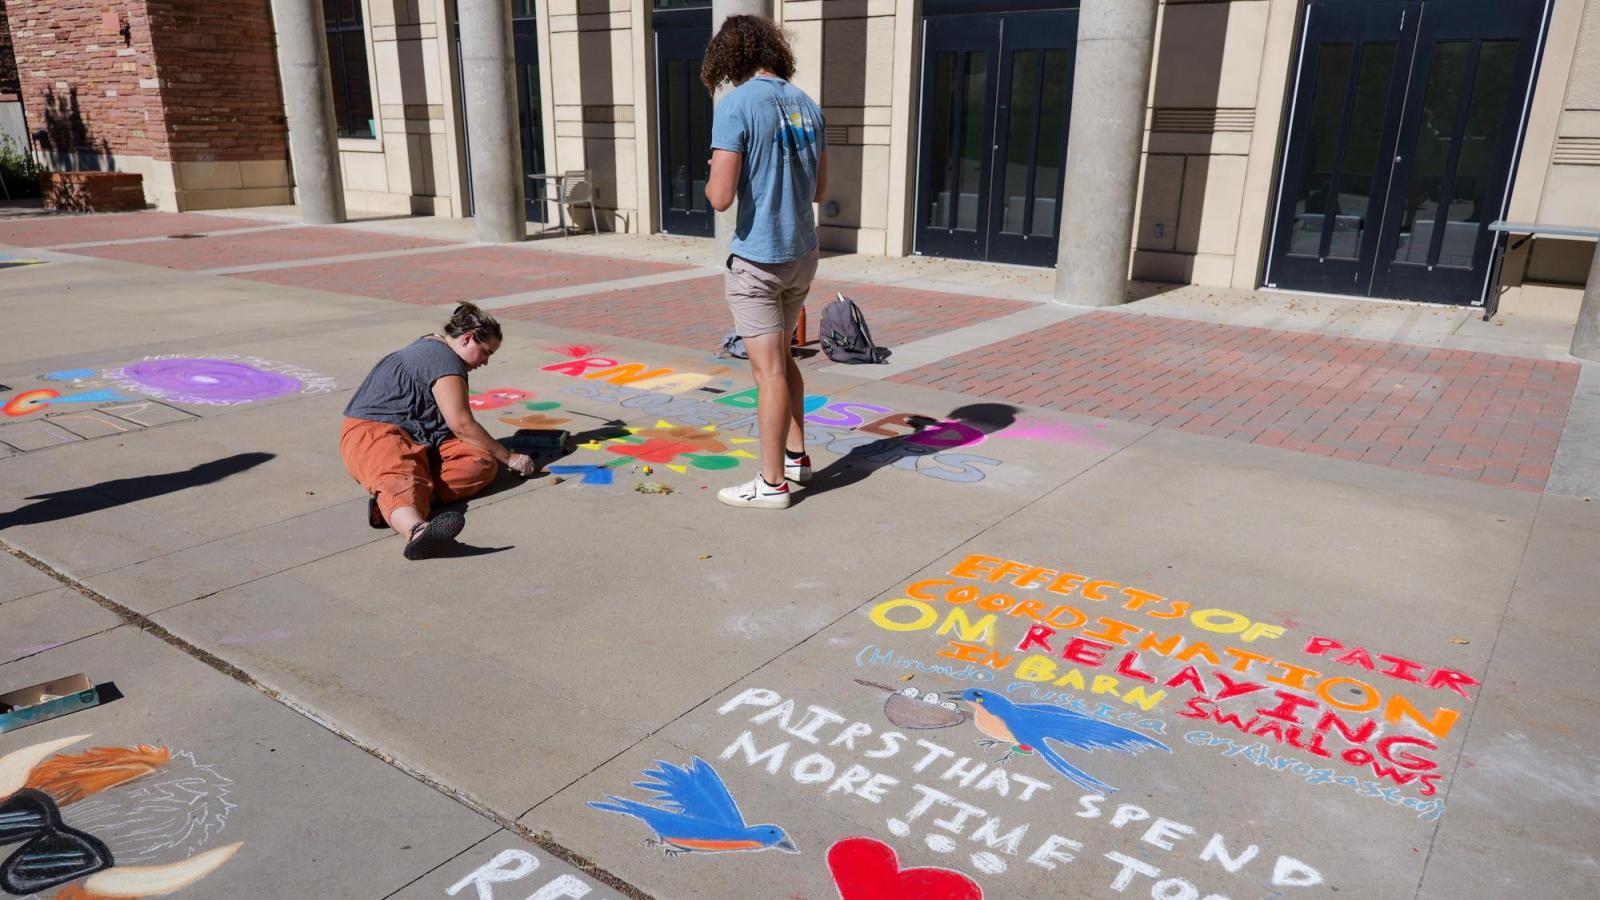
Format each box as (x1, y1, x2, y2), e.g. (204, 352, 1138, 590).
(710, 76, 826, 264)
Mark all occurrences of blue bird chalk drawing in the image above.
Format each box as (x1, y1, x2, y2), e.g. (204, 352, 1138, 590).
(588, 757, 799, 857)
(960, 688, 1170, 793)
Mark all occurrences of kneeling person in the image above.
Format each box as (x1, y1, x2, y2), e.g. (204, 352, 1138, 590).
(340, 303, 535, 559)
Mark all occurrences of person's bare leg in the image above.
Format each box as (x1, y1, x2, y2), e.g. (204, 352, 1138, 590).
(387, 505, 424, 539)
(784, 353, 806, 454)
(744, 332, 791, 486)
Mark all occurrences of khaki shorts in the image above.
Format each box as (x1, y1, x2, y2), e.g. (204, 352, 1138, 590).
(725, 249, 819, 339)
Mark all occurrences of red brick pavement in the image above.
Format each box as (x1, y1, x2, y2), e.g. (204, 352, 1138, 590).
(497, 276, 1032, 365)
(63, 226, 454, 270)
(889, 310, 1579, 492)
(233, 246, 688, 304)
(0, 212, 272, 248)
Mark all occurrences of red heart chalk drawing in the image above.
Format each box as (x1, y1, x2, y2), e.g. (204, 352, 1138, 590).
(828, 837, 983, 900)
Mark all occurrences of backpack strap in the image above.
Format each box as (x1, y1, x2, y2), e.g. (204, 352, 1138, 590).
(848, 297, 879, 354)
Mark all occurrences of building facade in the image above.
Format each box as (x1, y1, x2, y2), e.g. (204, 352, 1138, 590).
(2, 0, 1597, 314)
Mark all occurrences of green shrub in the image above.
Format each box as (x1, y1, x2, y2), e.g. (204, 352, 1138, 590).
(0, 135, 44, 198)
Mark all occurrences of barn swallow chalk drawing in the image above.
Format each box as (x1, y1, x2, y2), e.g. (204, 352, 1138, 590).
(589, 757, 797, 857)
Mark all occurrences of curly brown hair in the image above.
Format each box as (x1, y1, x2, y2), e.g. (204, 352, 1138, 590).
(700, 15, 796, 90)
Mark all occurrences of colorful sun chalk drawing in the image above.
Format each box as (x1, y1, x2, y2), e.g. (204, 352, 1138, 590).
(2, 388, 133, 418)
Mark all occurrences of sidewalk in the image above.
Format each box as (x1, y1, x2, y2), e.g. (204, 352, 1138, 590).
(2, 209, 1597, 899)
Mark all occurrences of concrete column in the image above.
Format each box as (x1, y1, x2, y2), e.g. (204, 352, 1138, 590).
(1572, 244, 1600, 361)
(711, 0, 775, 261)
(1052, 0, 1159, 307)
(458, 0, 526, 243)
(269, 0, 345, 224)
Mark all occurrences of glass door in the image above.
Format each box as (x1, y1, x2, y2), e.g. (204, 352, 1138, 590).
(986, 11, 1077, 266)
(1265, 1, 1413, 296)
(1266, 0, 1546, 305)
(654, 7, 714, 237)
(915, 16, 1002, 261)
(913, 9, 1077, 266)
(1371, 1, 1544, 302)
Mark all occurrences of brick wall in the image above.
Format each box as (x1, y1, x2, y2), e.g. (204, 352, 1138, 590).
(7, 0, 165, 163)
(145, 1, 286, 162)
(7, 0, 285, 166)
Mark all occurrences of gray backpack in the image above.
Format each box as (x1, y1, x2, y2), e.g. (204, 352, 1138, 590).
(819, 293, 891, 364)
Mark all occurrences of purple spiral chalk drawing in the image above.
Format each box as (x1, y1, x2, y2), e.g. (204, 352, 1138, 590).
(121, 358, 302, 403)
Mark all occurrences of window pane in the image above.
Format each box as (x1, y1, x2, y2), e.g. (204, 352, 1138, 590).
(668, 59, 688, 210)
(1437, 40, 1518, 268)
(926, 52, 956, 229)
(1326, 42, 1396, 260)
(325, 1, 373, 139)
(340, 37, 374, 138)
(1394, 41, 1469, 265)
(1288, 43, 1353, 257)
(1030, 48, 1069, 238)
(1000, 50, 1038, 235)
(688, 58, 710, 212)
(954, 51, 988, 233)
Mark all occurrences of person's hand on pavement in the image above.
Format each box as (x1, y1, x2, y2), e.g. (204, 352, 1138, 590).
(508, 453, 536, 476)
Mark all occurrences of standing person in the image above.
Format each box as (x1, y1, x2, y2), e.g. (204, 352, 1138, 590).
(702, 14, 828, 510)
(339, 303, 537, 559)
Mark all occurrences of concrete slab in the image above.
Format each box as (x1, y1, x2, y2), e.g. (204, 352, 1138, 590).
(81, 541, 281, 616)
(0, 587, 122, 665)
(151, 571, 647, 817)
(0, 626, 498, 898)
(0, 549, 62, 603)
(1416, 588, 1600, 898)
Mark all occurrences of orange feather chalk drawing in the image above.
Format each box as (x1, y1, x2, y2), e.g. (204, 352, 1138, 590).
(0, 736, 241, 898)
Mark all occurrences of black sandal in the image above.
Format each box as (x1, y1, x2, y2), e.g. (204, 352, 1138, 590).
(368, 496, 386, 529)
(402, 511, 465, 560)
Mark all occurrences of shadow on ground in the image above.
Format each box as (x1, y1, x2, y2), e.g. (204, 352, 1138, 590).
(0, 452, 275, 530)
(799, 403, 1019, 502)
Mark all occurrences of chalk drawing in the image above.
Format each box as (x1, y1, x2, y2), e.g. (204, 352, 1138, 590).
(497, 412, 571, 430)
(959, 689, 1170, 793)
(854, 680, 968, 730)
(2, 390, 132, 418)
(588, 757, 797, 857)
(468, 389, 533, 411)
(0, 737, 241, 897)
(828, 836, 983, 900)
(118, 359, 301, 404)
(548, 464, 617, 485)
(445, 848, 605, 899)
(548, 344, 607, 359)
(718, 686, 1327, 893)
(41, 370, 96, 383)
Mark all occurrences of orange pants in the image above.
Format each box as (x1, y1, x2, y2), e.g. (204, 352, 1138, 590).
(339, 417, 498, 522)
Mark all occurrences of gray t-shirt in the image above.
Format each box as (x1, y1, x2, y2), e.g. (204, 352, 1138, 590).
(343, 336, 468, 447)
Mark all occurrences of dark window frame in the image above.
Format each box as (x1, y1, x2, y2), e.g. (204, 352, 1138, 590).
(325, 0, 376, 140)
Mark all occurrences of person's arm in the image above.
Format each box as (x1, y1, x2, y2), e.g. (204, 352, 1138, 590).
(706, 149, 741, 212)
(433, 375, 535, 475)
(813, 149, 829, 204)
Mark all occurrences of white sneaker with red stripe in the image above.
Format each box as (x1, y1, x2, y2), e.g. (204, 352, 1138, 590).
(718, 475, 792, 509)
(784, 452, 812, 483)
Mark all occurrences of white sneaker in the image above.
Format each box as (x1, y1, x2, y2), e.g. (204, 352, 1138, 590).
(718, 475, 792, 509)
(784, 452, 812, 483)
